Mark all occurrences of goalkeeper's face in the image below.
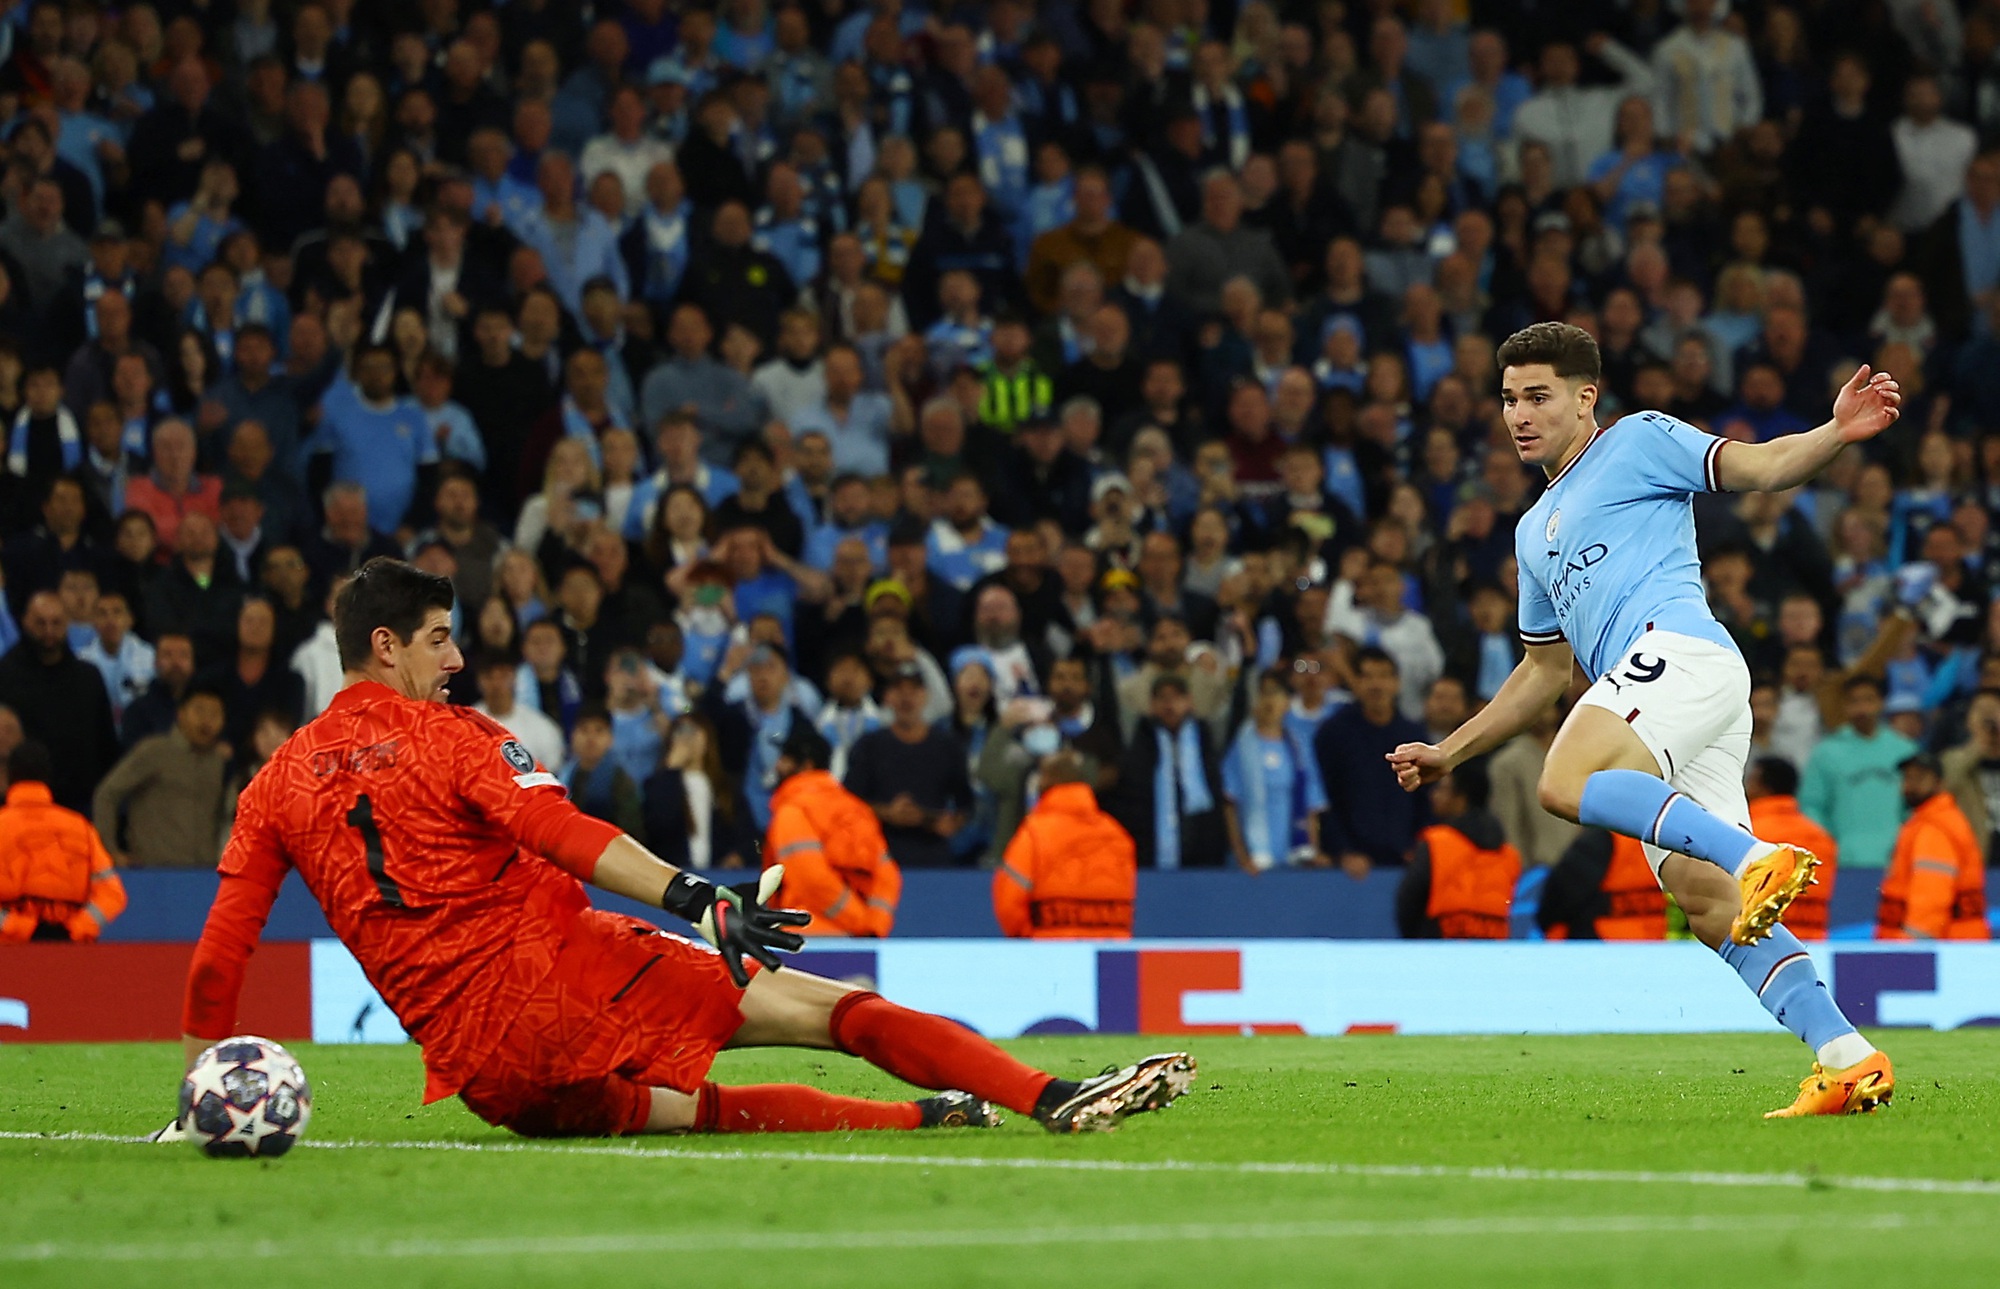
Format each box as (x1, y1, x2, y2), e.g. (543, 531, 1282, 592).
(386, 607, 464, 703)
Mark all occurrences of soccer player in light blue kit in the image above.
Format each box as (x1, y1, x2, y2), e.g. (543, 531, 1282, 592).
(1389, 322, 1901, 1118)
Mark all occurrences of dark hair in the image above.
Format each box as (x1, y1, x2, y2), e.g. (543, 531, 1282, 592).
(1843, 673, 1885, 697)
(179, 680, 227, 707)
(573, 703, 612, 730)
(7, 740, 51, 786)
(333, 557, 456, 670)
(475, 649, 516, 674)
(732, 438, 775, 469)
(1495, 321, 1601, 384)
(1353, 644, 1400, 676)
(779, 720, 832, 769)
(1446, 759, 1491, 811)
(1753, 756, 1800, 797)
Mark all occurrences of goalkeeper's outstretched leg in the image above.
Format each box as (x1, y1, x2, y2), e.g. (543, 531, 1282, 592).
(639, 965, 1195, 1136)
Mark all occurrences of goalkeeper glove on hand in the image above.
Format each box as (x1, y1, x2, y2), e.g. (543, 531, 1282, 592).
(661, 865, 811, 987)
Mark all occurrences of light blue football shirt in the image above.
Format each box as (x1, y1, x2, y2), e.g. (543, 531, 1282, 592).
(1515, 410, 1739, 680)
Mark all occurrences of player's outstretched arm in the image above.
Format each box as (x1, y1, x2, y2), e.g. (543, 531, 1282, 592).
(1387, 642, 1573, 791)
(588, 834, 809, 987)
(1715, 364, 1900, 493)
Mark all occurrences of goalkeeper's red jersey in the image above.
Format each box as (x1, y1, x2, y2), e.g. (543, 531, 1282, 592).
(183, 680, 623, 1101)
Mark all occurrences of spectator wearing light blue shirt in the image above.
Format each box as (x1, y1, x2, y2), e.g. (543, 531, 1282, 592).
(1224, 671, 1331, 871)
(77, 588, 154, 730)
(787, 345, 898, 479)
(163, 158, 246, 276)
(625, 412, 741, 541)
(927, 474, 1011, 593)
(412, 352, 486, 472)
(309, 347, 436, 534)
(1585, 97, 1683, 230)
(803, 474, 889, 572)
(509, 151, 629, 317)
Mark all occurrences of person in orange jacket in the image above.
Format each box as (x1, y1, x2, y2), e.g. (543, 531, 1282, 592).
(0, 741, 127, 942)
(1877, 752, 1990, 941)
(993, 750, 1137, 939)
(1396, 762, 1519, 939)
(1746, 757, 1838, 939)
(763, 723, 901, 936)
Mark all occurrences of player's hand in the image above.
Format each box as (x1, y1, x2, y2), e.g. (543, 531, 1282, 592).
(661, 867, 810, 988)
(1831, 364, 1901, 443)
(1384, 741, 1449, 792)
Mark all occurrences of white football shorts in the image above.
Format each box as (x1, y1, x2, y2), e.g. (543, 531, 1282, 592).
(1573, 629, 1753, 879)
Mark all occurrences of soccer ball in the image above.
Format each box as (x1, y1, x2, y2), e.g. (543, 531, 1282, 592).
(177, 1036, 312, 1158)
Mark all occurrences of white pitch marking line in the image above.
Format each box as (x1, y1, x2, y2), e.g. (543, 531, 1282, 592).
(0, 1212, 1936, 1264)
(5, 1129, 2000, 1197)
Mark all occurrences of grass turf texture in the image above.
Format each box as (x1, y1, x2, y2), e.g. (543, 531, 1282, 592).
(3, 1033, 1999, 1287)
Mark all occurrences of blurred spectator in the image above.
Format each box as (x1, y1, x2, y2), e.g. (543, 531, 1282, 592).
(644, 712, 754, 870)
(91, 682, 228, 868)
(1802, 674, 1918, 871)
(844, 662, 973, 868)
(472, 650, 565, 771)
(1746, 756, 1838, 941)
(1489, 707, 1578, 870)
(0, 590, 116, 812)
(559, 704, 646, 838)
(1314, 647, 1427, 876)
(210, 596, 305, 751)
(1222, 670, 1328, 871)
(993, 749, 1135, 939)
(0, 741, 125, 942)
(77, 588, 153, 731)
(1876, 751, 1988, 941)
(1107, 673, 1227, 870)
(1396, 761, 1519, 940)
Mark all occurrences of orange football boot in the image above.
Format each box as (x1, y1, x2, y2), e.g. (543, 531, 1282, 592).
(1731, 845, 1819, 945)
(1764, 1050, 1895, 1118)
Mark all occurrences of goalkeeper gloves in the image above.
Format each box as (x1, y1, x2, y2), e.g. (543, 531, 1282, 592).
(661, 866, 811, 988)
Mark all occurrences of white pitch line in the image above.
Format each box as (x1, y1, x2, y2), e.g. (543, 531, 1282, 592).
(5, 1129, 2000, 1198)
(0, 1212, 1935, 1264)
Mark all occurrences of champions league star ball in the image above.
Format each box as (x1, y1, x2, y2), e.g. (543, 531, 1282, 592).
(178, 1036, 313, 1158)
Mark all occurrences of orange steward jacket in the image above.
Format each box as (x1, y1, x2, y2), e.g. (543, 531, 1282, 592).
(993, 782, 1137, 938)
(0, 780, 127, 941)
(1418, 823, 1519, 939)
(1747, 794, 1837, 939)
(763, 770, 900, 936)
(1877, 791, 1988, 941)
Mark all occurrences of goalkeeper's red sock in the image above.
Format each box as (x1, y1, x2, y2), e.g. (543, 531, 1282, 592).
(829, 991, 1053, 1116)
(693, 1082, 922, 1133)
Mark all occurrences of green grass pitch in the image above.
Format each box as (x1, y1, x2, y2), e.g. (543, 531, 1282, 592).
(4, 1032, 2000, 1287)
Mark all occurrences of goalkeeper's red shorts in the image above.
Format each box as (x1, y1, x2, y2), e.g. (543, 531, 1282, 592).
(457, 910, 751, 1137)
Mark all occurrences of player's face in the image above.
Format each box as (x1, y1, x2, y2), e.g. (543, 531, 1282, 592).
(384, 607, 462, 702)
(1500, 364, 1596, 472)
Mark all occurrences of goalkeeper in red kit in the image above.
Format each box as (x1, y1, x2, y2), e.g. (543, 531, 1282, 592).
(170, 559, 1191, 1138)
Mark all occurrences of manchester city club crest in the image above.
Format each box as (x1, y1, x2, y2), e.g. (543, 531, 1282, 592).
(1545, 509, 1560, 541)
(499, 740, 536, 774)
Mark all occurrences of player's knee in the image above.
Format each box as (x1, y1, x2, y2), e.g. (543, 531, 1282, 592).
(1536, 770, 1583, 822)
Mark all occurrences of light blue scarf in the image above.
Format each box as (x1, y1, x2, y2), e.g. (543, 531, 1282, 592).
(1153, 720, 1213, 871)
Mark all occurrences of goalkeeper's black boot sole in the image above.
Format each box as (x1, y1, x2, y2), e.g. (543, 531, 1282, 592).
(916, 1090, 1003, 1128)
(1034, 1052, 1197, 1134)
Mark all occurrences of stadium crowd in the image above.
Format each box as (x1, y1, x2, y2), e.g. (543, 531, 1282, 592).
(0, 0, 1997, 939)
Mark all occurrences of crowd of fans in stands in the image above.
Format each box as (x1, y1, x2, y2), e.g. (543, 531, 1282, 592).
(0, 0, 1995, 898)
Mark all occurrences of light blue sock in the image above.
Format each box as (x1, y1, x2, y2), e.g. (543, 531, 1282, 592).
(1717, 926, 1868, 1064)
(1577, 769, 1763, 875)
